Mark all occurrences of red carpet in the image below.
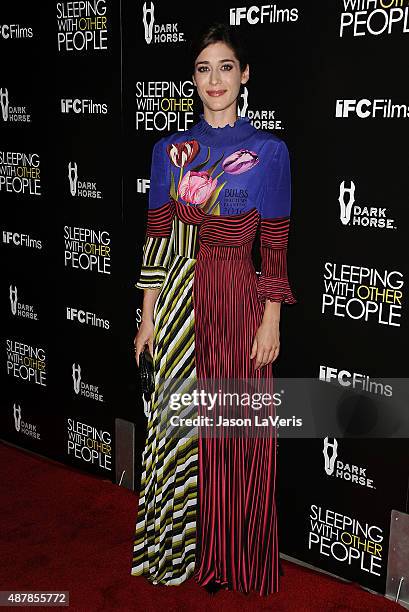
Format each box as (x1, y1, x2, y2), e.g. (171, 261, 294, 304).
(0, 441, 402, 611)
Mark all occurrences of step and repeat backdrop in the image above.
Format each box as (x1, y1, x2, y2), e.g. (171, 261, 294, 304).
(1, 0, 408, 597)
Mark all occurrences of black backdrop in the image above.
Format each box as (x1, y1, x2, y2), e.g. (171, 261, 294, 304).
(1, 0, 408, 596)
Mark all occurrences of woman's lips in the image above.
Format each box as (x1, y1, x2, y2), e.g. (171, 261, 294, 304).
(207, 90, 226, 97)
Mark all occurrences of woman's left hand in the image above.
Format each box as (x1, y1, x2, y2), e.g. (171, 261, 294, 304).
(250, 321, 280, 370)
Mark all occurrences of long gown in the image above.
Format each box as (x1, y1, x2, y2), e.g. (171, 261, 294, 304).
(130, 113, 296, 596)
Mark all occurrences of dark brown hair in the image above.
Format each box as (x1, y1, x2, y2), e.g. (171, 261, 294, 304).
(190, 22, 250, 75)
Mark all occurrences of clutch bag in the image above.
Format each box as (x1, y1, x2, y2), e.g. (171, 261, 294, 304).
(139, 348, 154, 395)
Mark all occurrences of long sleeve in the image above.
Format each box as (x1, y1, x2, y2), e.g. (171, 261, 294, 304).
(135, 138, 175, 290)
(257, 139, 296, 304)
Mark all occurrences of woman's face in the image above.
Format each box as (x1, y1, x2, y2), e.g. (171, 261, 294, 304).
(192, 41, 249, 114)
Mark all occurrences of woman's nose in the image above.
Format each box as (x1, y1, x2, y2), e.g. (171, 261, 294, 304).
(209, 70, 221, 85)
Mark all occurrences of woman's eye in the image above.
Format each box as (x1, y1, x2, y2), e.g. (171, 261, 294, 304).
(197, 64, 233, 73)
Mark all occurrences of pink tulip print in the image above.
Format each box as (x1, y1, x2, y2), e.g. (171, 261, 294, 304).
(178, 170, 218, 206)
(166, 141, 259, 213)
(222, 149, 259, 175)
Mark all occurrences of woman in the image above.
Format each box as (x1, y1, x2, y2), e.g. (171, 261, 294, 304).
(131, 22, 296, 596)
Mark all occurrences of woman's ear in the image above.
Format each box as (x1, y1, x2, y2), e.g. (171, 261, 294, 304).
(241, 64, 250, 85)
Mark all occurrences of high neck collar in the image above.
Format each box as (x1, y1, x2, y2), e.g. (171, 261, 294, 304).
(189, 113, 257, 146)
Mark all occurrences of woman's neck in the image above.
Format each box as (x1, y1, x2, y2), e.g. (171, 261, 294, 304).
(202, 105, 238, 129)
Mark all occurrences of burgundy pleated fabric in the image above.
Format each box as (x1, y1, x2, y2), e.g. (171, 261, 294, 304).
(192, 208, 279, 596)
(145, 199, 175, 237)
(258, 217, 296, 304)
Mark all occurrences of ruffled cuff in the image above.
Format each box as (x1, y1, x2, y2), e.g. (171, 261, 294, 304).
(135, 231, 173, 290)
(257, 275, 297, 304)
(135, 265, 168, 290)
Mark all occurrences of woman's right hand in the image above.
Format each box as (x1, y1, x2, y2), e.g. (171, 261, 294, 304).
(134, 318, 154, 367)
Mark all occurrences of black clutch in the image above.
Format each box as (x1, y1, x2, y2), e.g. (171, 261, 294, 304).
(139, 348, 154, 395)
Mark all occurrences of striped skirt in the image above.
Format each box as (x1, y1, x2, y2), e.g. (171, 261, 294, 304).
(131, 211, 279, 596)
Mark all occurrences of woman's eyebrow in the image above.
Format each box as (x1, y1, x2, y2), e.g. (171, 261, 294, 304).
(195, 58, 235, 65)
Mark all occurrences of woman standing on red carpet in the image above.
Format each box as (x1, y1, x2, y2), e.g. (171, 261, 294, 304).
(132, 22, 296, 596)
